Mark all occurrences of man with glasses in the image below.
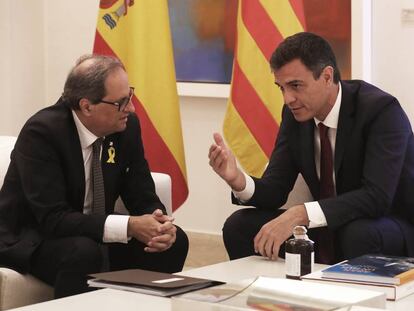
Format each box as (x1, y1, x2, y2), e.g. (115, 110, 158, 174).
(0, 54, 188, 298)
(99, 86, 134, 111)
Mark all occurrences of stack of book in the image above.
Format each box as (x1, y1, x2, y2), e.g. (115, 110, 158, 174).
(171, 276, 386, 310)
(302, 254, 414, 301)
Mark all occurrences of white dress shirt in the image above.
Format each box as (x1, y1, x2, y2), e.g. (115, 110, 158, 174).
(233, 83, 342, 228)
(72, 111, 129, 243)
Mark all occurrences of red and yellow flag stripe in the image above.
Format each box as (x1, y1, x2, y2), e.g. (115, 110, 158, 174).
(224, 0, 305, 177)
(94, 0, 188, 210)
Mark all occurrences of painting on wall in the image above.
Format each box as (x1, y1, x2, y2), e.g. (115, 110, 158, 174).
(168, 0, 351, 84)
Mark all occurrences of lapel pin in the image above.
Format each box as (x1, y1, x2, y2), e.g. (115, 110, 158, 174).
(107, 143, 116, 163)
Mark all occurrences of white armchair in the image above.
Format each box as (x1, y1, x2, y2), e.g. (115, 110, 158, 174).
(114, 172, 172, 216)
(0, 136, 172, 310)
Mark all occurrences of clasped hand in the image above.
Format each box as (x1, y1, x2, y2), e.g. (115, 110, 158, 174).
(127, 209, 176, 253)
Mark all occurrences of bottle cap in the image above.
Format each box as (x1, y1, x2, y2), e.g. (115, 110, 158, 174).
(293, 225, 307, 236)
(292, 225, 309, 239)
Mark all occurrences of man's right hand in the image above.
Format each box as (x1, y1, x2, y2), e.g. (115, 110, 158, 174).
(208, 133, 246, 191)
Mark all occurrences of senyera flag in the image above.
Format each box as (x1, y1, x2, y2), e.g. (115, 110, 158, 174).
(223, 0, 305, 177)
(93, 0, 188, 211)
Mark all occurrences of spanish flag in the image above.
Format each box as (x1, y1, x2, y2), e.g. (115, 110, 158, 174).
(223, 0, 305, 177)
(93, 0, 188, 211)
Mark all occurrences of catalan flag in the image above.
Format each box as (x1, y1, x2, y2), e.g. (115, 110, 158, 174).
(93, 0, 188, 211)
(223, 0, 305, 177)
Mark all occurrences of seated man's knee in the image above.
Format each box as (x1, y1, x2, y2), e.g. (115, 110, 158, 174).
(222, 209, 249, 243)
(173, 226, 189, 257)
(222, 208, 280, 259)
(222, 208, 279, 241)
(338, 219, 381, 259)
(62, 237, 102, 272)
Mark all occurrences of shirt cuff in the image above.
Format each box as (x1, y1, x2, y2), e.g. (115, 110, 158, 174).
(103, 215, 130, 243)
(304, 201, 327, 228)
(232, 172, 255, 203)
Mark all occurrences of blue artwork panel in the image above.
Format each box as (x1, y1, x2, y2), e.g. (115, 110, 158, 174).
(168, 0, 237, 84)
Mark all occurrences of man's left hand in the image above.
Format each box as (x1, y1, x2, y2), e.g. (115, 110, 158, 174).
(144, 209, 177, 253)
(151, 208, 174, 223)
(253, 205, 309, 260)
(145, 228, 177, 253)
(145, 224, 177, 253)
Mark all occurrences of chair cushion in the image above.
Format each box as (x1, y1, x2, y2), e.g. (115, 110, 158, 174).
(0, 268, 53, 310)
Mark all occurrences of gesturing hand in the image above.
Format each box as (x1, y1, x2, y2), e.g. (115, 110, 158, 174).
(208, 133, 245, 191)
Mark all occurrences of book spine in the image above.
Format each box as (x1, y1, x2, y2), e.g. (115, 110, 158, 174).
(395, 281, 414, 300)
(397, 269, 414, 285)
(302, 279, 395, 300)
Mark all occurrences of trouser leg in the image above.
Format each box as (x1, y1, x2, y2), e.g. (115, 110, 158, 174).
(222, 208, 285, 260)
(108, 226, 189, 273)
(30, 236, 102, 298)
(336, 217, 406, 261)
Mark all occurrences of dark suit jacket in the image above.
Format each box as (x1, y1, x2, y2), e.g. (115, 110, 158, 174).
(239, 80, 414, 255)
(0, 99, 164, 272)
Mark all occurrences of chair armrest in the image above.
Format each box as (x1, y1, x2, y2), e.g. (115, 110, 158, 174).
(150, 172, 172, 216)
(0, 268, 53, 310)
(114, 172, 172, 216)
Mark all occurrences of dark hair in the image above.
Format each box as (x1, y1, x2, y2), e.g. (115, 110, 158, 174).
(62, 54, 125, 109)
(270, 32, 341, 83)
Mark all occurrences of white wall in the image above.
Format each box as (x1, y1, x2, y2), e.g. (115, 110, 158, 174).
(44, 0, 98, 104)
(0, 0, 45, 136)
(0, 0, 12, 133)
(371, 0, 414, 121)
(174, 96, 236, 233)
(1, 0, 414, 234)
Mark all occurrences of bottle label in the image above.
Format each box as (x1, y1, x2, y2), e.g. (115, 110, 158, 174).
(285, 252, 301, 277)
(311, 251, 315, 272)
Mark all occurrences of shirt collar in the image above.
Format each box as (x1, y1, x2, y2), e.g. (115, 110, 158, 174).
(71, 110, 99, 149)
(314, 82, 342, 129)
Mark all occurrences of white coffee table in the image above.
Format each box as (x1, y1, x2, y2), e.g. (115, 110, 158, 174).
(9, 256, 414, 310)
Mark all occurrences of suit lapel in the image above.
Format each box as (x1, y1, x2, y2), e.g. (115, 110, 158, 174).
(300, 120, 320, 197)
(335, 82, 356, 178)
(67, 112, 86, 210)
(56, 100, 86, 211)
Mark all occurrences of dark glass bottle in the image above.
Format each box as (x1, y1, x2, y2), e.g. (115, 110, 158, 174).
(285, 226, 314, 280)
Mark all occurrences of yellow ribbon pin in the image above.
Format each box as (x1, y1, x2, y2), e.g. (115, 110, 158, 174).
(107, 146, 116, 163)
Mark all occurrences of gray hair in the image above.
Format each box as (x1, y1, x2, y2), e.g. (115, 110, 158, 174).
(62, 54, 125, 109)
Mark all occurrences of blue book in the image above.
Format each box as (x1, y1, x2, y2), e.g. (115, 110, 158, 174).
(321, 254, 414, 285)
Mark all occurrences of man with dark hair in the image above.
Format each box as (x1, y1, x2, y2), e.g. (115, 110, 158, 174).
(209, 32, 414, 264)
(0, 54, 188, 298)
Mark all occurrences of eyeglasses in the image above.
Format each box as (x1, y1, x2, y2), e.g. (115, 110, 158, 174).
(98, 87, 135, 112)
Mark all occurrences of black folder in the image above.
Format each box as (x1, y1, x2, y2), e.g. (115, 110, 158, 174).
(88, 269, 223, 297)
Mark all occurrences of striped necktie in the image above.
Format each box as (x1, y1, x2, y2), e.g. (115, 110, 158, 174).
(91, 138, 105, 215)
